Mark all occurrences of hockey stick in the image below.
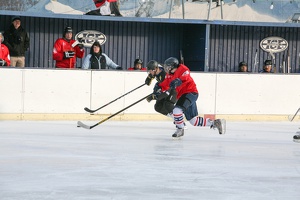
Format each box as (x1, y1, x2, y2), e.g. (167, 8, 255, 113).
(84, 83, 146, 113)
(180, 49, 184, 64)
(78, 94, 152, 129)
(288, 107, 300, 122)
(252, 49, 258, 73)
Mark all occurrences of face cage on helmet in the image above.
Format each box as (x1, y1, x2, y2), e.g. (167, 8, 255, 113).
(164, 64, 172, 74)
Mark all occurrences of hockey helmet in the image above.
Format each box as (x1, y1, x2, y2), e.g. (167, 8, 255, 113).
(239, 61, 248, 67)
(264, 60, 272, 66)
(134, 58, 143, 65)
(164, 57, 179, 73)
(63, 26, 73, 37)
(146, 60, 158, 71)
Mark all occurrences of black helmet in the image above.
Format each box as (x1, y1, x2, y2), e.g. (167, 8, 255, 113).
(134, 58, 143, 65)
(264, 60, 272, 66)
(63, 26, 72, 37)
(146, 60, 158, 71)
(164, 57, 179, 73)
(239, 61, 248, 67)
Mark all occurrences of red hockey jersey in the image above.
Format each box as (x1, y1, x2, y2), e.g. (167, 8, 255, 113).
(159, 64, 198, 99)
(0, 43, 10, 66)
(53, 38, 84, 68)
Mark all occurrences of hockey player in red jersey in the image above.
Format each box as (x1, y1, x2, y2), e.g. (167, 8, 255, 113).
(156, 57, 226, 138)
(53, 27, 85, 68)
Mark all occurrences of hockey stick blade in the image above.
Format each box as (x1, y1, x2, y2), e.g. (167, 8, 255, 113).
(288, 108, 300, 122)
(77, 121, 92, 129)
(84, 107, 96, 113)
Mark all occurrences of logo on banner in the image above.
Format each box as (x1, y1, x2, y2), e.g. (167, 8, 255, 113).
(75, 30, 107, 47)
(260, 37, 288, 53)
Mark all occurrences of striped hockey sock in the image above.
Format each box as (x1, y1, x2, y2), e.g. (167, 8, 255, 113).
(189, 117, 213, 127)
(173, 107, 184, 129)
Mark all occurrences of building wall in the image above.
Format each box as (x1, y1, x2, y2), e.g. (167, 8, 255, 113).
(1, 13, 300, 72)
(0, 14, 185, 69)
(209, 25, 300, 73)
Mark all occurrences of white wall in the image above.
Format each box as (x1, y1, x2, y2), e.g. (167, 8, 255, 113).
(1, 68, 300, 121)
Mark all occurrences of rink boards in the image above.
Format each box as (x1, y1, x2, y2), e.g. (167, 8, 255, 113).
(0, 68, 299, 121)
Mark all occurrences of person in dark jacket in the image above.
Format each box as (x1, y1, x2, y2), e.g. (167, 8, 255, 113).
(237, 61, 250, 72)
(82, 41, 120, 70)
(259, 60, 273, 73)
(3, 16, 30, 67)
(145, 60, 181, 122)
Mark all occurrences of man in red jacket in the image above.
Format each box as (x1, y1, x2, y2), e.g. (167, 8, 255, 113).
(156, 57, 226, 138)
(0, 32, 11, 66)
(53, 27, 85, 68)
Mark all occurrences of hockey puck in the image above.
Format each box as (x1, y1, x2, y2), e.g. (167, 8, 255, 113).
(293, 135, 300, 143)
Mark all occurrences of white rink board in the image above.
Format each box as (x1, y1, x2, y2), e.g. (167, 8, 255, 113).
(22, 69, 91, 113)
(193, 73, 217, 114)
(1, 68, 300, 119)
(216, 73, 300, 115)
(0, 68, 23, 113)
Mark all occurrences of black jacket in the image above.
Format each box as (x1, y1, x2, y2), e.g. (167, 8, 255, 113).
(3, 24, 30, 57)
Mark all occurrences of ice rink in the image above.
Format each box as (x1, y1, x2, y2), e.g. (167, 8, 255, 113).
(0, 120, 299, 200)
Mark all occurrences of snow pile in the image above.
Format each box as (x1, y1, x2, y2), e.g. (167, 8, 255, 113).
(27, 0, 95, 14)
(23, 0, 300, 23)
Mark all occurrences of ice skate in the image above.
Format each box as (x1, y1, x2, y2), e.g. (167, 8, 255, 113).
(175, 122, 187, 130)
(172, 128, 184, 138)
(211, 119, 226, 134)
(293, 134, 300, 143)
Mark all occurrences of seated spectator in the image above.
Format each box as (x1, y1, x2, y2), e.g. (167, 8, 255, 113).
(237, 61, 249, 72)
(0, 32, 11, 66)
(82, 41, 121, 70)
(259, 60, 273, 73)
(128, 58, 146, 70)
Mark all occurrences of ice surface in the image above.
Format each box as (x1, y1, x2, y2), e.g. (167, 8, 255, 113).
(0, 120, 299, 199)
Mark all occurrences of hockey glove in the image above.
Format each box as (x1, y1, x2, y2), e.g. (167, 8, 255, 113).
(116, 66, 123, 70)
(167, 89, 177, 104)
(146, 94, 157, 102)
(0, 59, 7, 66)
(77, 44, 84, 49)
(153, 82, 161, 94)
(64, 51, 75, 58)
(170, 78, 182, 89)
(145, 74, 154, 86)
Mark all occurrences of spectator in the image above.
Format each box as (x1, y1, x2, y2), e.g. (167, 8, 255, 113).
(3, 16, 29, 67)
(53, 26, 85, 68)
(155, 57, 226, 138)
(237, 61, 249, 72)
(128, 58, 146, 70)
(0, 32, 11, 67)
(82, 41, 121, 70)
(259, 60, 273, 73)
